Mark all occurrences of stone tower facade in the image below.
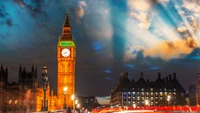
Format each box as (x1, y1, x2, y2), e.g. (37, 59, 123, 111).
(57, 11, 76, 109)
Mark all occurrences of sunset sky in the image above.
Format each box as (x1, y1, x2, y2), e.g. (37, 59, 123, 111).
(0, 0, 200, 103)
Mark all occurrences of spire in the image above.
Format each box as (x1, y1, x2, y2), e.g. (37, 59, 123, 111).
(32, 64, 34, 72)
(64, 10, 71, 28)
(51, 89, 54, 96)
(23, 66, 25, 72)
(1, 64, 3, 71)
(6, 67, 8, 73)
(19, 64, 22, 72)
(60, 10, 73, 41)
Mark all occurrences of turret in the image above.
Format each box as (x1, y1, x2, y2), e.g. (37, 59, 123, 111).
(34, 66, 37, 79)
(32, 64, 34, 72)
(156, 72, 162, 82)
(1, 64, 3, 71)
(19, 64, 22, 72)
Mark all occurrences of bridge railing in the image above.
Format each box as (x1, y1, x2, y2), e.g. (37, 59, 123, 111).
(91, 106, 200, 113)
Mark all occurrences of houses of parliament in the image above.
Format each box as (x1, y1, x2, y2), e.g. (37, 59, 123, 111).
(0, 11, 76, 112)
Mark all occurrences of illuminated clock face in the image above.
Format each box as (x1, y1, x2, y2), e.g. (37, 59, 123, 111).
(61, 48, 70, 57)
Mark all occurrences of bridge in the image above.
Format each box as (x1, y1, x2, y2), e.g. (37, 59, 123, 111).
(91, 106, 200, 113)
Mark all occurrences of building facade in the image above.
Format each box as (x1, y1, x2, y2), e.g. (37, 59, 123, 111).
(188, 73, 200, 106)
(110, 72, 186, 107)
(189, 84, 196, 106)
(0, 11, 76, 112)
(78, 96, 101, 112)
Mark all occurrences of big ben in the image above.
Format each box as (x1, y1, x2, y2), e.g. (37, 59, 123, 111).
(57, 11, 76, 108)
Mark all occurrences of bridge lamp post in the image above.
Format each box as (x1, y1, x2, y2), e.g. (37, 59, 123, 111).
(71, 94, 75, 112)
(63, 87, 68, 109)
(41, 64, 48, 111)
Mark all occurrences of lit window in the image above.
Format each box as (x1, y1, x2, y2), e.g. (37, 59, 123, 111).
(142, 92, 144, 95)
(141, 88, 144, 91)
(9, 100, 12, 104)
(150, 88, 153, 91)
(160, 92, 163, 96)
(124, 92, 126, 95)
(128, 92, 130, 94)
(174, 92, 176, 95)
(15, 100, 18, 104)
(174, 88, 176, 91)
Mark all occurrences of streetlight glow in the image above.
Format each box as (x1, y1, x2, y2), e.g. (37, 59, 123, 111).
(77, 104, 80, 108)
(145, 100, 149, 106)
(75, 100, 78, 104)
(167, 95, 171, 106)
(63, 87, 68, 109)
(63, 87, 68, 92)
(71, 94, 75, 100)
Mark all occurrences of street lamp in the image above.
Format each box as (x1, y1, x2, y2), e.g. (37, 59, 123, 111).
(41, 64, 48, 111)
(63, 87, 68, 109)
(71, 94, 75, 112)
(77, 104, 80, 108)
(167, 95, 171, 106)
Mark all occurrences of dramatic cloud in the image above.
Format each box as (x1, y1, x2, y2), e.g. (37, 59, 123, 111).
(144, 38, 199, 60)
(14, 0, 48, 19)
(127, 0, 152, 29)
(0, 4, 13, 27)
(124, 45, 144, 61)
(74, 1, 87, 19)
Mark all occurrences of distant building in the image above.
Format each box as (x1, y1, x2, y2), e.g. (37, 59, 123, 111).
(78, 95, 101, 112)
(110, 72, 186, 107)
(188, 73, 200, 106)
(0, 64, 42, 112)
(189, 84, 196, 105)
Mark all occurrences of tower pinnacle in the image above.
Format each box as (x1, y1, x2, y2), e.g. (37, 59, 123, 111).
(64, 10, 70, 28)
(60, 10, 73, 41)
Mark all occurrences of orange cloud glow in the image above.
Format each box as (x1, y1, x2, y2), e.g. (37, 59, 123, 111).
(144, 38, 199, 60)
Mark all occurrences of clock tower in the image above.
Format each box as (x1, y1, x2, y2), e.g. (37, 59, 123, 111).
(57, 11, 76, 108)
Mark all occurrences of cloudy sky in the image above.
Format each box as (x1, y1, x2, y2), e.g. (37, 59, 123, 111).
(1, 0, 200, 103)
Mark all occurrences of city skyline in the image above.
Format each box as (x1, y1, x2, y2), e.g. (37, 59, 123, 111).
(0, 0, 200, 100)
